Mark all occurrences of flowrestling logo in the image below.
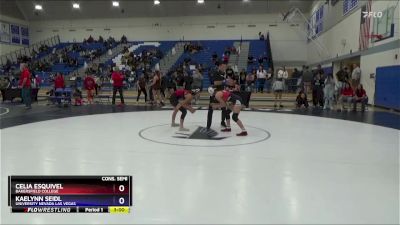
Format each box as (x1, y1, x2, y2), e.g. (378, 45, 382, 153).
(362, 11, 383, 18)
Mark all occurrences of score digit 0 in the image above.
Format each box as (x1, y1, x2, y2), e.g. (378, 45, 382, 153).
(118, 185, 125, 192)
(119, 197, 125, 205)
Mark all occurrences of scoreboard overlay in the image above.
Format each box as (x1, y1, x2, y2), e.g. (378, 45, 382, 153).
(8, 176, 132, 213)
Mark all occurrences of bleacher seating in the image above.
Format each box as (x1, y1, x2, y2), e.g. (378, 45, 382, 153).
(247, 40, 269, 73)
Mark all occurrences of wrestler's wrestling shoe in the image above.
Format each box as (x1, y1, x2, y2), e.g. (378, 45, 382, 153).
(221, 127, 231, 132)
(236, 131, 248, 136)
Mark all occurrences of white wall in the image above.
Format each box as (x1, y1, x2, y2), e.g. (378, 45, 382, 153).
(29, 14, 308, 64)
(307, 7, 362, 64)
(0, 15, 29, 55)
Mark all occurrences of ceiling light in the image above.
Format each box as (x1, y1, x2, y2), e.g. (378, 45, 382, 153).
(112, 1, 119, 7)
(154, 0, 160, 5)
(243, 0, 250, 2)
(34, 4, 43, 10)
(72, 3, 80, 9)
(197, 0, 205, 4)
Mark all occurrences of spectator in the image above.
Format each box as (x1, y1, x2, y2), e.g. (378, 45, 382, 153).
(111, 67, 125, 106)
(87, 35, 94, 43)
(340, 82, 354, 111)
(225, 66, 234, 79)
(212, 52, 218, 61)
(120, 35, 128, 44)
(247, 55, 254, 64)
(291, 68, 301, 92)
(183, 72, 193, 90)
(335, 66, 349, 98)
(272, 69, 286, 108)
(239, 69, 246, 91)
(246, 69, 256, 92)
(222, 54, 229, 64)
(192, 69, 203, 104)
(18, 63, 32, 109)
(302, 66, 313, 94)
(312, 73, 324, 107)
(351, 63, 361, 89)
(256, 65, 267, 93)
(84, 74, 96, 104)
(136, 75, 148, 103)
(258, 55, 264, 65)
(151, 70, 164, 106)
(259, 32, 265, 40)
(323, 74, 335, 110)
(296, 90, 309, 109)
(353, 84, 368, 111)
(315, 64, 325, 80)
(54, 73, 65, 89)
(72, 88, 83, 106)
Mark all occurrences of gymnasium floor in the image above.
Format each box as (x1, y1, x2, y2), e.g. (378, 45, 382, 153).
(0, 104, 399, 224)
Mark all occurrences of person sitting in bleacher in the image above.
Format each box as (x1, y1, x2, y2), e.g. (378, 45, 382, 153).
(247, 55, 254, 64)
(352, 84, 368, 112)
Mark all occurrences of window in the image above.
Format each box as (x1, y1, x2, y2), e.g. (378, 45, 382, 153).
(343, 0, 358, 16)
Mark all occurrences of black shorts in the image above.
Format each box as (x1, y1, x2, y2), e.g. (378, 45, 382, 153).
(209, 85, 225, 104)
(228, 94, 243, 106)
(170, 94, 179, 107)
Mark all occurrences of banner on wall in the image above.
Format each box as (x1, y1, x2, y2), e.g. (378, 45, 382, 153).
(11, 24, 20, 44)
(21, 26, 29, 45)
(0, 21, 11, 43)
(359, 0, 372, 50)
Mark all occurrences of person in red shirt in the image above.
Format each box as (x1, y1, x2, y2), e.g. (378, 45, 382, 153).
(53, 73, 65, 104)
(84, 74, 96, 104)
(18, 63, 32, 109)
(353, 84, 368, 111)
(54, 73, 65, 89)
(340, 82, 354, 111)
(111, 67, 125, 105)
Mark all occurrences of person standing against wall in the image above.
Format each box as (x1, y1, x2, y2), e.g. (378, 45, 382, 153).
(111, 67, 125, 106)
(351, 63, 361, 89)
(256, 65, 267, 93)
(19, 63, 32, 109)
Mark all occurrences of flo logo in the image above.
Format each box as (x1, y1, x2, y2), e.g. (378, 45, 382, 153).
(173, 126, 227, 140)
(363, 11, 383, 18)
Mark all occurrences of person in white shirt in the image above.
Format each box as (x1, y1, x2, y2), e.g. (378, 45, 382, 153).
(272, 68, 288, 108)
(351, 63, 361, 89)
(256, 65, 267, 93)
